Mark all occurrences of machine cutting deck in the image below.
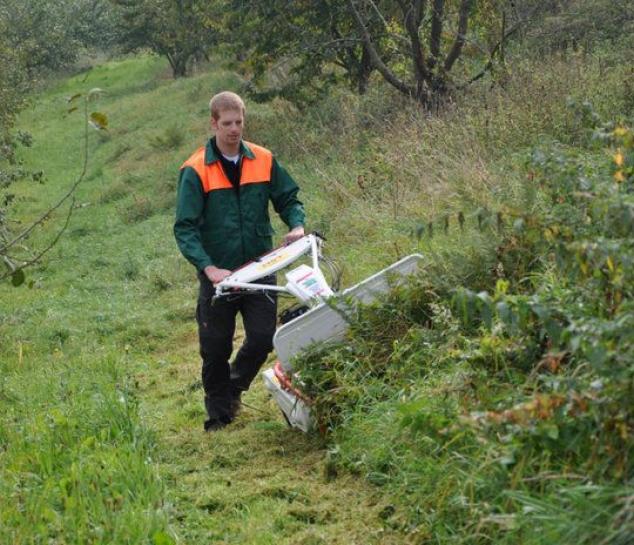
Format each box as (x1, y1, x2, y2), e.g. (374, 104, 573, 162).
(214, 234, 422, 432)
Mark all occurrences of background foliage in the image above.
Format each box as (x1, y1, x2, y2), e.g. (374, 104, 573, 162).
(110, 0, 222, 78)
(294, 112, 634, 542)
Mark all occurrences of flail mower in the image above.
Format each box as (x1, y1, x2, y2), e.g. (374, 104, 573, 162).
(213, 233, 422, 432)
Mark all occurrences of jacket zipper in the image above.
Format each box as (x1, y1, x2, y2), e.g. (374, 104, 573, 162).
(237, 157, 245, 264)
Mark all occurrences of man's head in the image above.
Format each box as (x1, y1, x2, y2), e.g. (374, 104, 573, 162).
(209, 91, 245, 152)
(209, 91, 245, 121)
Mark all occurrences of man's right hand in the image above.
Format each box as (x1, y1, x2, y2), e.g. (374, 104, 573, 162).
(204, 265, 232, 284)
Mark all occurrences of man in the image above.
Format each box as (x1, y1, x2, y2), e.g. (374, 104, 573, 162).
(174, 91, 305, 431)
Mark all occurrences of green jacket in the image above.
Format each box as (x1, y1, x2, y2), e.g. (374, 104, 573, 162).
(174, 137, 304, 272)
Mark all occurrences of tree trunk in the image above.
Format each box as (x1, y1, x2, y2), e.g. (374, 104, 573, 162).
(347, 0, 476, 111)
(169, 53, 189, 78)
(356, 47, 373, 94)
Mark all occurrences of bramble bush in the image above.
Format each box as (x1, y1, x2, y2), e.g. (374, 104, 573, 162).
(293, 108, 633, 543)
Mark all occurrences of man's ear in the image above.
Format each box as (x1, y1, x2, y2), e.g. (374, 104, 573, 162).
(210, 117, 217, 131)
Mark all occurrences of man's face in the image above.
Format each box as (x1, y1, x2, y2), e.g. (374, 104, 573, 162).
(211, 108, 244, 149)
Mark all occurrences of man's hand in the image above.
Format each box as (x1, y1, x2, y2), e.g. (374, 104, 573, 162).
(204, 265, 232, 284)
(283, 226, 305, 245)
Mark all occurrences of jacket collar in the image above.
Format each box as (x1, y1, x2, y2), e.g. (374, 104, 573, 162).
(204, 137, 255, 164)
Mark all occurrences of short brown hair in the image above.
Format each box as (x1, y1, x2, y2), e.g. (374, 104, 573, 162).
(209, 91, 245, 120)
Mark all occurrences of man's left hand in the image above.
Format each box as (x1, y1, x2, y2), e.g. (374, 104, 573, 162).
(283, 226, 305, 245)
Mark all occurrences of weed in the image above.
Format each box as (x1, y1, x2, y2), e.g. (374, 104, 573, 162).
(149, 124, 185, 150)
(68, 226, 92, 238)
(110, 142, 132, 161)
(293, 114, 634, 543)
(86, 165, 104, 182)
(152, 274, 174, 292)
(99, 180, 132, 203)
(121, 256, 140, 280)
(120, 195, 155, 224)
(121, 172, 144, 186)
(162, 306, 192, 322)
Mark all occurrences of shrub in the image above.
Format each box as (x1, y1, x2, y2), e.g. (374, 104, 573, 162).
(119, 195, 155, 224)
(99, 180, 132, 203)
(148, 124, 184, 150)
(293, 111, 634, 542)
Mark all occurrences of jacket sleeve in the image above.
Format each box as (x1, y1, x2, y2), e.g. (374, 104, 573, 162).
(173, 166, 213, 272)
(269, 157, 305, 229)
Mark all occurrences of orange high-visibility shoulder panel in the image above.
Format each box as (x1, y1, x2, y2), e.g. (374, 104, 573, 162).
(241, 142, 273, 185)
(180, 142, 273, 193)
(180, 147, 232, 192)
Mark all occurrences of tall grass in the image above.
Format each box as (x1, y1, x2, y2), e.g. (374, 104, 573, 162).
(291, 95, 634, 542)
(244, 46, 632, 283)
(0, 352, 169, 543)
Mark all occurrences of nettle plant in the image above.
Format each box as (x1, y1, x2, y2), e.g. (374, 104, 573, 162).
(451, 115, 633, 476)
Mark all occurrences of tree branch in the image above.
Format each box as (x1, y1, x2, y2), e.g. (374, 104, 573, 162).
(0, 197, 76, 281)
(402, 0, 430, 85)
(461, 5, 534, 87)
(429, 0, 443, 64)
(2, 255, 15, 273)
(347, 0, 414, 96)
(444, 0, 473, 72)
(366, 0, 391, 29)
(366, 0, 412, 48)
(1, 97, 90, 254)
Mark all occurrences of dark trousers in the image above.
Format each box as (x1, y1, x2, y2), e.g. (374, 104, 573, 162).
(196, 273, 277, 424)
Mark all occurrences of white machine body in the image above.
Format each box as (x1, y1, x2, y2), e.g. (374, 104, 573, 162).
(262, 368, 312, 433)
(273, 254, 423, 372)
(213, 234, 423, 432)
(214, 234, 332, 304)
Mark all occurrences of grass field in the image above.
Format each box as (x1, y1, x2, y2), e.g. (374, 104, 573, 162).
(1, 48, 632, 544)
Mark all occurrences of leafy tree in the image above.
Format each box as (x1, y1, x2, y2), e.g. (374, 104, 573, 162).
(521, 0, 634, 52)
(0, 40, 29, 145)
(345, 0, 530, 108)
(0, 0, 124, 81)
(233, 0, 389, 103)
(0, 0, 82, 74)
(66, 0, 125, 53)
(233, 1, 529, 109)
(110, 0, 219, 78)
(1, 22, 33, 263)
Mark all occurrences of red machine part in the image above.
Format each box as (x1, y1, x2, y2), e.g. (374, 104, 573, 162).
(273, 361, 310, 403)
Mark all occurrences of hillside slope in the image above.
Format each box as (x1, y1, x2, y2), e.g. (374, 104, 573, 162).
(0, 56, 416, 544)
(1, 49, 632, 544)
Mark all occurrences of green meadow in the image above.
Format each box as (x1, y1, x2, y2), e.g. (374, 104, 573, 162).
(1, 45, 633, 544)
